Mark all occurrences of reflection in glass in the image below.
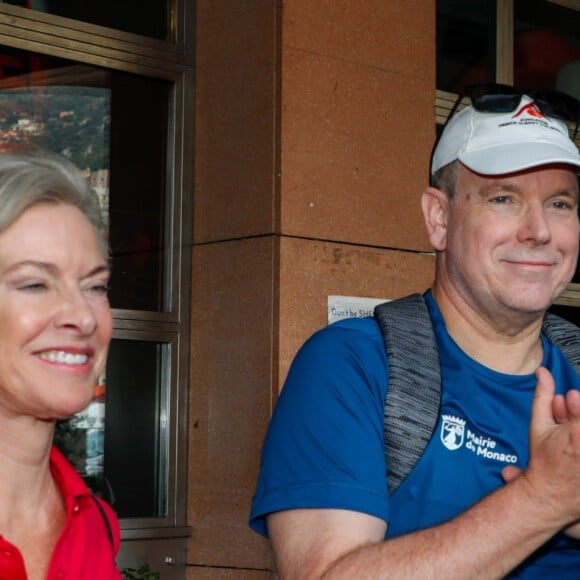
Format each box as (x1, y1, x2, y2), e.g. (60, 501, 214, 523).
(437, 0, 495, 93)
(0, 83, 111, 219)
(438, 0, 580, 99)
(514, 0, 580, 97)
(108, 72, 170, 312)
(104, 339, 168, 519)
(0, 45, 170, 311)
(55, 373, 108, 497)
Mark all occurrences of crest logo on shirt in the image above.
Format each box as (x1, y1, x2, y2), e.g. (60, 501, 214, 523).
(441, 414, 466, 451)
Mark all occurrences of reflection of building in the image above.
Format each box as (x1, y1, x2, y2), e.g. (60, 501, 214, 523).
(91, 168, 110, 224)
(54, 372, 107, 481)
(0, 116, 45, 152)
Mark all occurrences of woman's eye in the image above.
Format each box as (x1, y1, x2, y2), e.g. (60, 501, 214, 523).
(87, 283, 109, 297)
(19, 282, 47, 292)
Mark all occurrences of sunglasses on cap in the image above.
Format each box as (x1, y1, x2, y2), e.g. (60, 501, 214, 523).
(446, 83, 580, 138)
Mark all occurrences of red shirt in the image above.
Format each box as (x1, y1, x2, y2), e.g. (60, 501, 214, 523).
(0, 447, 121, 579)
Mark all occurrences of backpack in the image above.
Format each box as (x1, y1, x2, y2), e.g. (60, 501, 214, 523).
(374, 293, 580, 496)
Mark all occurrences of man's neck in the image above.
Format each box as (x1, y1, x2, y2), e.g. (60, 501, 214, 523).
(431, 284, 545, 375)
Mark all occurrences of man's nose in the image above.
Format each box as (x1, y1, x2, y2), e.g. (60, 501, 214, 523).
(517, 205, 551, 245)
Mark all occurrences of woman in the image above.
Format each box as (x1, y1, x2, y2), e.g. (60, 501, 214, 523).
(0, 152, 121, 578)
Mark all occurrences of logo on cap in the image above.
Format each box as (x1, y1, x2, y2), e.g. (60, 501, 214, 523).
(513, 102, 544, 119)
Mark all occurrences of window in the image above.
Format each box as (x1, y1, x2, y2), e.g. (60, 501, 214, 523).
(0, 0, 194, 572)
(436, 0, 580, 129)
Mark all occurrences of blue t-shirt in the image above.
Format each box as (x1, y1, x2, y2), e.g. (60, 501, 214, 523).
(249, 292, 580, 577)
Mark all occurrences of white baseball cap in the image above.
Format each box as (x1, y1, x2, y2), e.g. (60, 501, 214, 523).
(431, 95, 580, 176)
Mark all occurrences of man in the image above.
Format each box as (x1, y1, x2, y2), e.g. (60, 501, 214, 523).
(250, 86, 580, 578)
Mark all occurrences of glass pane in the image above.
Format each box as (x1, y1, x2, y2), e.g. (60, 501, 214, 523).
(1, 0, 171, 41)
(108, 73, 170, 312)
(104, 339, 168, 519)
(54, 374, 108, 496)
(514, 0, 580, 97)
(0, 45, 170, 311)
(437, 0, 495, 92)
(54, 338, 169, 520)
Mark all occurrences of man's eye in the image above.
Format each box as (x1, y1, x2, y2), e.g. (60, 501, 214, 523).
(490, 195, 510, 204)
(552, 200, 573, 210)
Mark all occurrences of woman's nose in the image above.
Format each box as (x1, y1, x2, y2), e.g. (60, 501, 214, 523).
(54, 291, 97, 335)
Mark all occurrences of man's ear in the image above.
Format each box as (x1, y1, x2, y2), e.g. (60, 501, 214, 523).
(421, 187, 449, 251)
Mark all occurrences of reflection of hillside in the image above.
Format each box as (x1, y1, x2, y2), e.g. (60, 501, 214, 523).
(0, 99, 28, 118)
(0, 117, 45, 153)
(0, 72, 111, 171)
(0, 66, 112, 220)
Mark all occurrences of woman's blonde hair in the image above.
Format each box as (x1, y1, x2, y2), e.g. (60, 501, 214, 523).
(0, 150, 108, 257)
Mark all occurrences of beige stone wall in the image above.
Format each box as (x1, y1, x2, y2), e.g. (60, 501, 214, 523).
(188, 1, 436, 575)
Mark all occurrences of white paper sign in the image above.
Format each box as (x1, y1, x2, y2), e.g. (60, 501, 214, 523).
(327, 295, 390, 324)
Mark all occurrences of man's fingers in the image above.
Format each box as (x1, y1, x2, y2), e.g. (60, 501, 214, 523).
(502, 465, 522, 483)
(553, 394, 569, 424)
(531, 367, 557, 432)
(566, 389, 580, 419)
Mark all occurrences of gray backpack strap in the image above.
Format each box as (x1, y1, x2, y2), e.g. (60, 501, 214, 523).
(542, 312, 580, 375)
(374, 293, 441, 496)
(373, 298, 579, 497)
